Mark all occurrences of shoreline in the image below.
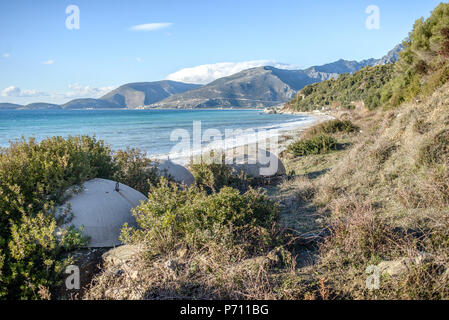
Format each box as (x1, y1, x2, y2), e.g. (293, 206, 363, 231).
(156, 110, 334, 167)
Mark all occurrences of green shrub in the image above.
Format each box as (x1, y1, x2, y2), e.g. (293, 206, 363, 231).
(288, 134, 338, 157)
(306, 120, 359, 137)
(113, 148, 160, 195)
(7, 212, 82, 299)
(121, 179, 279, 255)
(381, 3, 449, 107)
(286, 4, 449, 113)
(190, 153, 253, 193)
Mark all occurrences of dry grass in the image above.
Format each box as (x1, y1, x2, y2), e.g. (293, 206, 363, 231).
(85, 242, 308, 300)
(306, 84, 449, 299)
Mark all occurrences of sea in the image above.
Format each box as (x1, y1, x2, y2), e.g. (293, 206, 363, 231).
(0, 109, 317, 164)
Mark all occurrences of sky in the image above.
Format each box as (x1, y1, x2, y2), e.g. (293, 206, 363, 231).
(0, 0, 443, 104)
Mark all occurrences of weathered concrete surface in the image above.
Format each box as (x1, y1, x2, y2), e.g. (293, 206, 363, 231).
(155, 160, 195, 186)
(57, 178, 147, 247)
(231, 148, 286, 177)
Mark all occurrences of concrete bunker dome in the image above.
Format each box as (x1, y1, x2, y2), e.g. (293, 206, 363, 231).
(57, 178, 147, 248)
(231, 148, 286, 178)
(155, 159, 195, 186)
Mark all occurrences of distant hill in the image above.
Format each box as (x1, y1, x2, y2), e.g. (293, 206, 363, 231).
(301, 44, 403, 80)
(1, 81, 201, 110)
(373, 44, 404, 66)
(100, 80, 202, 108)
(62, 98, 121, 109)
(152, 45, 403, 109)
(151, 66, 323, 108)
(0, 103, 23, 109)
(24, 103, 61, 110)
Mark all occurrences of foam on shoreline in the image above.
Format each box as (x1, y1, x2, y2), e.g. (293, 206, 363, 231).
(152, 112, 334, 166)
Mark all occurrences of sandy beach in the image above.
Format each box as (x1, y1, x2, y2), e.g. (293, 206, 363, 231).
(174, 110, 335, 170)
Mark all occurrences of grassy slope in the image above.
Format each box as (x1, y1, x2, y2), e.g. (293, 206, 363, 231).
(273, 83, 449, 299)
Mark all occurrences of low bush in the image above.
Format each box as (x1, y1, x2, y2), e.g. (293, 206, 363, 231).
(288, 134, 338, 157)
(120, 178, 279, 255)
(189, 152, 254, 193)
(306, 120, 359, 137)
(113, 148, 160, 195)
(321, 198, 399, 264)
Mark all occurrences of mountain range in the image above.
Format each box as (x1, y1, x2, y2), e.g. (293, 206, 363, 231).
(150, 44, 403, 109)
(0, 45, 403, 110)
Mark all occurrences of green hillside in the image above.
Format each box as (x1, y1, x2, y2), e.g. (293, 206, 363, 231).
(285, 64, 394, 111)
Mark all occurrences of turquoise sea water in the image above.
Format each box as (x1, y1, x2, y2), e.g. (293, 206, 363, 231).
(0, 109, 315, 162)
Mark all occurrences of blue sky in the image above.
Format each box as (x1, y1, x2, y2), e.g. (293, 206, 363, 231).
(0, 0, 442, 104)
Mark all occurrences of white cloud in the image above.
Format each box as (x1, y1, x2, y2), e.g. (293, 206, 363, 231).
(42, 59, 55, 65)
(130, 22, 173, 32)
(166, 60, 300, 84)
(0, 84, 116, 104)
(136, 57, 142, 63)
(64, 83, 116, 98)
(1, 86, 20, 97)
(1, 86, 47, 98)
(2, 53, 10, 58)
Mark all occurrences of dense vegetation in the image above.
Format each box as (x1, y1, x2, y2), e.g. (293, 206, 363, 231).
(286, 64, 394, 111)
(305, 119, 359, 136)
(0, 136, 159, 299)
(381, 3, 449, 107)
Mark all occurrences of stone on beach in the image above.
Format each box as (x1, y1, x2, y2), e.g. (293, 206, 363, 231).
(56, 178, 147, 248)
(102, 245, 140, 267)
(155, 159, 195, 186)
